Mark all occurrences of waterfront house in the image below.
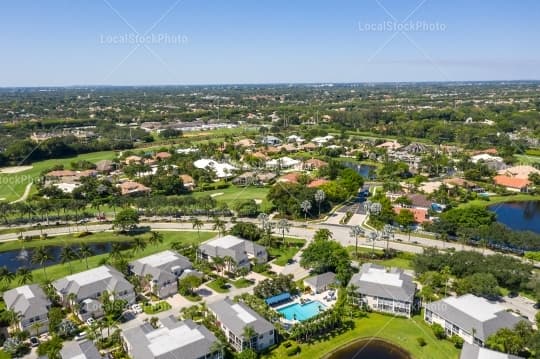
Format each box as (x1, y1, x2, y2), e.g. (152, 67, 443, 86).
(3, 285, 51, 335)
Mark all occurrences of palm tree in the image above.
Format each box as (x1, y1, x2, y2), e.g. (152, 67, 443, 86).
(276, 219, 290, 247)
(257, 213, 269, 230)
(2, 309, 22, 332)
(209, 340, 225, 358)
(242, 325, 257, 350)
(79, 243, 94, 269)
(132, 237, 147, 254)
(300, 200, 312, 221)
(367, 231, 378, 255)
(213, 256, 226, 277)
(223, 256, 236, 273)
(109, 243, 124, 262)
(478, 238, 488, 254)
(0, 266, 15, 285)
(191, 217, 203, 241)
(31, 246, 53, 281)
(60, 246, 78, 274)
(16, 267, 33, 285)
(148, 231, 164, 248)
(30, 321, 43, 337)
(212, 217, 226, 237)
(314, 189, 326, 217)
(349, 225, 364, 259)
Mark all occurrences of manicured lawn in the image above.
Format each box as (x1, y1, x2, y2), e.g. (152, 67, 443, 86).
(0, 151, 115, 201)
(458, 193, 540, 209)
(2, 231, 214, 290)
(347, 246, 415, 270)
(269, 238, 306, 266)
(232, 278, 254, 288)
(143, 301, 172, 314)
(206, 278, 231, 293)
(192, 185, 270, 205)
(263, 313, 459, 359)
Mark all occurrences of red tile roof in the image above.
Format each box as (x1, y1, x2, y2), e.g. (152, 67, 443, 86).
(493, 175, 531, 189)
(308, 179, 330, 188)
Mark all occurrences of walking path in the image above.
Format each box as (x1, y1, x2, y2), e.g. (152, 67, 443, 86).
(10, 181, 33, 204)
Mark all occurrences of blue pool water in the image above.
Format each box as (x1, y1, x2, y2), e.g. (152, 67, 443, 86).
(277, 301, 326, 321)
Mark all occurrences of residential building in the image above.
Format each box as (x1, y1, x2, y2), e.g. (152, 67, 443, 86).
(118, 181, 151, 196)
(233, 172, 276, 186)
(303, 272, 336, 294)
(129, 250, 192, 299)
(208, 298, 275, 352)
(194, 159, 237, 179)
(198, 235, 267, 269)
(303, 158, 328, 171)
(3, 285, 51, 335)
(122, 316, 222, 359)
(60, 340, 103, 359)
(266, 156, 301, 170)
(53, 265, 135, 321)
(180, 174, 196, 190)
(348, 263, 416, 317)
(260, 135, 281, 146)
(424, 294, 522, 346)
(460, 343, 523, 359)
(493, 175, 532, 192)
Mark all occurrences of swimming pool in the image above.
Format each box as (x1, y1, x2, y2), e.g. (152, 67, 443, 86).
(277, 300, 326, 321)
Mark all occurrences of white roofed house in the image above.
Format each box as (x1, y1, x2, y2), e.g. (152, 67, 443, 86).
(198, 235, 268, 270)
(122, 315, 223, 359)
(129, 250, 193, 299)
(52, 265, 135, 321)
(425, 294, 522, 346)
(265, 156, 301, 170)
(208, 298, 275, 352)
(3, 284, 51, 335)
(347, 263, 417, 317)
(194, 158, 237, 179)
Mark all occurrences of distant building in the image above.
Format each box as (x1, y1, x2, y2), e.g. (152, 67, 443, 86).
(95, 160, 115, 173)
(260, 135, 282, 146)
(122, 316, 222, 359)
(493, 175, 532, 192)
(60, 340, 103, 359)
(198, 235, 267, 269)
(348, 263, 416, 317)
(118, 181, 151, 196)
(208, 298, 275, 352)
(194, 159, 237, 179)
(303, 158, 328, 171)
(129, 250, 192, 299)
(425, 294, 522, 346)
(3, 285, 51, 334)
(180, 174, 196, 190)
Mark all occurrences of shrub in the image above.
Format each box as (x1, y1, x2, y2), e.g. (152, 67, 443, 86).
(286, 345, 301, 356)
(450, 335, 464, 348)
(416, 337, 427, 347)
(283, 341, 292, 348)
(432, 323, 446, 339)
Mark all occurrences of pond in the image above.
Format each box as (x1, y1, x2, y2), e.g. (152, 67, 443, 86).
(342, 162, 376, 179)
(325, 339, 411, 359)
(0, 242, 132, 272)
(488, 201, 540, 234)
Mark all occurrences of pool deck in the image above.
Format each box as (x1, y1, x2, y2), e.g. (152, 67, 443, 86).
(274, 290, 337, 324)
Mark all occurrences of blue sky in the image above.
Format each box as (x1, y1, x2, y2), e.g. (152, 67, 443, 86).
(1, 0, 539, 86)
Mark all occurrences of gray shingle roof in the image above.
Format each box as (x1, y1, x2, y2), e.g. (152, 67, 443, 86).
(426, 294, 522, 342)
(129, 250, 192, 283)
(122, 316, 219, 359)
(460, 343, 523, 359)
(208, 298, 274, 337)
(60, 340, 102, 359)
(53, 265, 133, 300)
(199, 235, 267, 264)
(3, 284, 50, 319)
(348, 263, 416, 302)
(304, 272, 336, 290)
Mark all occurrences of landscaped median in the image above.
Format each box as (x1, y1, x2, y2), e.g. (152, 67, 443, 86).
(263, 313, 459, 359)
(142, 301, 172, 315)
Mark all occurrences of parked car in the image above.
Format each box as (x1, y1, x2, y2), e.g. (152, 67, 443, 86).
(75, 331, 87, 341)
(30, 337, 40, 347)
(131, 303, 143, 314)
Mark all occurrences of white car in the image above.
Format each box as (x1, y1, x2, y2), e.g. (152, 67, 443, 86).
(75, 331, 87, 341)
(131, 303, 143, 314)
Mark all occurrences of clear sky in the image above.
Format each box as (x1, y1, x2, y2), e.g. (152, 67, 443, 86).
(1, 0, 539, 86)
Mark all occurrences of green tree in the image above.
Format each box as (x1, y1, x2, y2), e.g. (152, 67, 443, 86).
(79, 242, 94, 269)
(31, 246, 53, 281)
(396, 209, 416, 241)
(16, 267, 33, 285)
(112, 208, 139, 232)
(59, 246, 78, 274)
(191, 217, 204, 241)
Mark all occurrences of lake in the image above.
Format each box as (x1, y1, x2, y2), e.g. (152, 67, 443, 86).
(342, 162, 376, 179)
(325, 339, 411, 359)
(0, 242, 132, 272)
(488, 201, 540, 234)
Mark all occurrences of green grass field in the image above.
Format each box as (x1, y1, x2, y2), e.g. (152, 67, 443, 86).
(193, 185, 270, 205)
(458, 193, 540, 209)
(269, 238, 306, 266)
(0, 151, 115, 202)
(1, 230, 215, 290)
(206, 278, 230, 293)
(347, 246, 415, 270)
(264, 313, 459, 359)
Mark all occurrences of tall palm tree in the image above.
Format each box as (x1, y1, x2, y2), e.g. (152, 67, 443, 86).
(212, 217, 226, 238)
(276, 219, 290, 247)
(349, 225, 364, 259)
(213, 256, 226, 277)
(242, 325, 257, 350)
(2, 309, 22, 332)
(148, 231, 164, 248)
(0, 266, 15, 285)
(16, 267, 33, 285)
(79, 243, 94, 269)
(191, 217, 203, 240)
(223, 256, 236, 273)
(109, 243, 124, 262)
(314, 189, 326, 217)
(132, 237, 147, 254)
(31, 246, 53, 281)
(257, 213, 269, 230)
(300, 200, 312, 221)
(60, 246, 78, 274)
